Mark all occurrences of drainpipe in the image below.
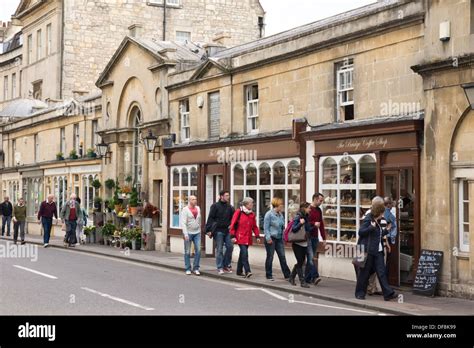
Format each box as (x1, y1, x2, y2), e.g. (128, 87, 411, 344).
(162, 1, 167, 41)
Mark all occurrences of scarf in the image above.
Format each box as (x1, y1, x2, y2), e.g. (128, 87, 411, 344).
(242, 206, 252, 215)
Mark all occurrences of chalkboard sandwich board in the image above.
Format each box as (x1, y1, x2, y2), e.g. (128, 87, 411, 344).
(413, 249, 443, 297)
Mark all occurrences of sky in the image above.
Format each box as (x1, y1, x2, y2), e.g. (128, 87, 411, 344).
(1, 0, 376, 35)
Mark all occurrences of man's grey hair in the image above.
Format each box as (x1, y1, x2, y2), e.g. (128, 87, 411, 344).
(384, 197, 393, 204)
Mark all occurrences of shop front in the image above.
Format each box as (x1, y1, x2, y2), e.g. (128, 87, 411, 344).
(165, 133, 302, 263)
(303, 116, 424, 286)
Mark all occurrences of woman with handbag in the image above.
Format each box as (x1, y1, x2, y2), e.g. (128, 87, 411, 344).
(288, 202, 312, 288)
(354, 196, 398, 301)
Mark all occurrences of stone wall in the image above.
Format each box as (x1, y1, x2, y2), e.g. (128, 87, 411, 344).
(62, 0, 264, 98)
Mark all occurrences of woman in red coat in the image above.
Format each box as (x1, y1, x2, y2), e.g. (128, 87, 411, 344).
(230, 197, 261, 278)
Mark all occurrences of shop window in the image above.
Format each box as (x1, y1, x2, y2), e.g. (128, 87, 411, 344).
(320, 154, 376, 244)
(170, 165, 198, 228)
(232, 159, 300, 233)
(245, 84, 259, 134)
(336, 58, 354, 122)
(53, 176, 68, 216)
(82, 174, 98, 214)
(459, 180, 470, 252)
(25, 177, 43, 217)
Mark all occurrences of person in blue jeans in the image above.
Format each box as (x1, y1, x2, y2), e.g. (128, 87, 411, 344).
(205, 190, 235, 275)
(181, 195, 202, 275)
(37, 194, 58, 247)
(264, 197, 291, 281)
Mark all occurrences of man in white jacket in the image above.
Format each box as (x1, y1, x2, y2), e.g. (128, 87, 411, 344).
(181, 195, 202, 275)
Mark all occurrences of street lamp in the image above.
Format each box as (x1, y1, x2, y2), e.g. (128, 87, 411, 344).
(96, 139, 112, 163)
(143, 129, 161, 160)
(462, 83, 474, 109)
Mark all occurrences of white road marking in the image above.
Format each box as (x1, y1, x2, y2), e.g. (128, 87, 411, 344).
(13, 265, 58, 279)
(81, 287, 155, 311)
(236, 287, 380, 315)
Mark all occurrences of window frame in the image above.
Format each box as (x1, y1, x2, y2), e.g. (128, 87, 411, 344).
(46, 23, 52, 56)
(3, 75, 8, 101)
(245, 84, 259, 134)
(458, 179, 470, 253)
(179, 99, 190, 142)
(11, 73, 16, 99)
(36, 29, 42, 60)
(336, 58, 354, 122)
(27, 34, 33, 64)
(170, 165, 198, 229)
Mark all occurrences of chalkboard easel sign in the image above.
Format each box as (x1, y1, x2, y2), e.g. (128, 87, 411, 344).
(413, 249, 443, 297)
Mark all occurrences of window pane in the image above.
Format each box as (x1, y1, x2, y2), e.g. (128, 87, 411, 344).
(259, 163, 271, 185)
(233, 190, 244, 208)
(273, 189, 286, 221)
(172, 190, 180, 226)
(359, 155, 376, 184)
(190, 167, 197, 186)
(181, 168, 188, 186)
(234, 165, 244, 186)
(288, 190, 300, 222)
(463, 202, 469, 223)
(172, 169, 179, 186)
(273, 162, 285, 185)
(258, 190, 271, 230)
(322, 158, 338, 185)
(340, 156, 356, 184)
(245, 190, 257, 211)
(463, 181, 469, 200)
(288, 160, 300, 185)
(246, 164, 257, 186)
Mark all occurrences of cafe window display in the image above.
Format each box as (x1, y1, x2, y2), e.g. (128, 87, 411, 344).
(231, 159, 300, 231)
(170, 166, 198, 228)
(82, 174, 99, 214)
(320, 154, 376, 243)
(22, 178, 44, 217)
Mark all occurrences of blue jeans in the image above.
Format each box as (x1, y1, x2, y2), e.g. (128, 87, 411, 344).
(265, 237, 291, 279)
(355, 252, 394, 299)
(184, 233, 201, 272)
(237, 244, 250, 274)
(65, 220, 77, 245)
(304, 236, 320, 283)
(215, 231, 233, 270)
(42, 217, 53, 244)
(2, 215, 12, 236)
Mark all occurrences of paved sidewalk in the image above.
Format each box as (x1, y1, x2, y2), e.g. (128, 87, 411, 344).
(2, 235, 473, 316)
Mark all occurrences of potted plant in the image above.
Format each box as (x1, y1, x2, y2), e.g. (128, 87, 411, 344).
(129, 187, 139, 216)
(125, 175, 133, 185)
(84, 225, 96, 244)
(86, 148, 97, 158)
(56, 152, 64, 161)
(100, 223, 115, 246)
(91, 179, 102, 190)
(69, 149, 79, 160)
(93, 197, 102, 211)
(105, 178, 115, 191)
(129, 227, 142, 250)
(113, 178, 121, 212)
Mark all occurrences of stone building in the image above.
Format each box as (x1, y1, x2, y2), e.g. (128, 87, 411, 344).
(164, 0, 473, 298)
(0, 0, 265, 239)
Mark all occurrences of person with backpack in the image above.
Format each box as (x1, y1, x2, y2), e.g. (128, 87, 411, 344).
(288, 202, 312, 288)
(264, 197, 291, 281)
(230, 197, 260, 278)
(205, 190, 235, 275)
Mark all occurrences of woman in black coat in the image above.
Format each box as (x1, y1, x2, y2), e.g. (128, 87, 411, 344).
(355, 196, 397, 301)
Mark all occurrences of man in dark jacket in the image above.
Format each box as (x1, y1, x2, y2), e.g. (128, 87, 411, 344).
(205, 190, 235, 275)
(38, 194, 59, 247)
(1, 196, 13, 237)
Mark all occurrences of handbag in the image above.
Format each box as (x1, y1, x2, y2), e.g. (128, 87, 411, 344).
(352, 221, 375, 268)
(288, 224, 308, 243)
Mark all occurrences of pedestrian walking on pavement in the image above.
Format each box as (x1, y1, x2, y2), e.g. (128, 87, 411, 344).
(13, 197, 27, 245)
(355, 196, 398, 301)
(1, 196, 13, 237)
(264, 197, 291, 281)
(306, 193, 327, 286)
(205, 190, 235, 275)
(74, 197, 88, 245)
(60, 194, 81, 248)
(38, 194, 59, 247)
(230, 197, 261, 278)
(288, 202, 312, 288)
(142, 201, 159, 250)
(181, 195, 202, 276)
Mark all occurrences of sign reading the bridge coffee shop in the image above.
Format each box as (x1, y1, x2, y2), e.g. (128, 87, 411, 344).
(314, 132, 418, 155)
(413, 249, 443, 297)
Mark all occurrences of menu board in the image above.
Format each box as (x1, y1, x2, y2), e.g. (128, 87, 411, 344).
(413, 249, 443, 297)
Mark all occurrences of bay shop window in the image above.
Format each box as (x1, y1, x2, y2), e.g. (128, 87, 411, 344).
(232, 159, 301, 231)
(320, 154, 376, 243)
(170, 166, 198, 228)
(44, 176, 68, 216)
